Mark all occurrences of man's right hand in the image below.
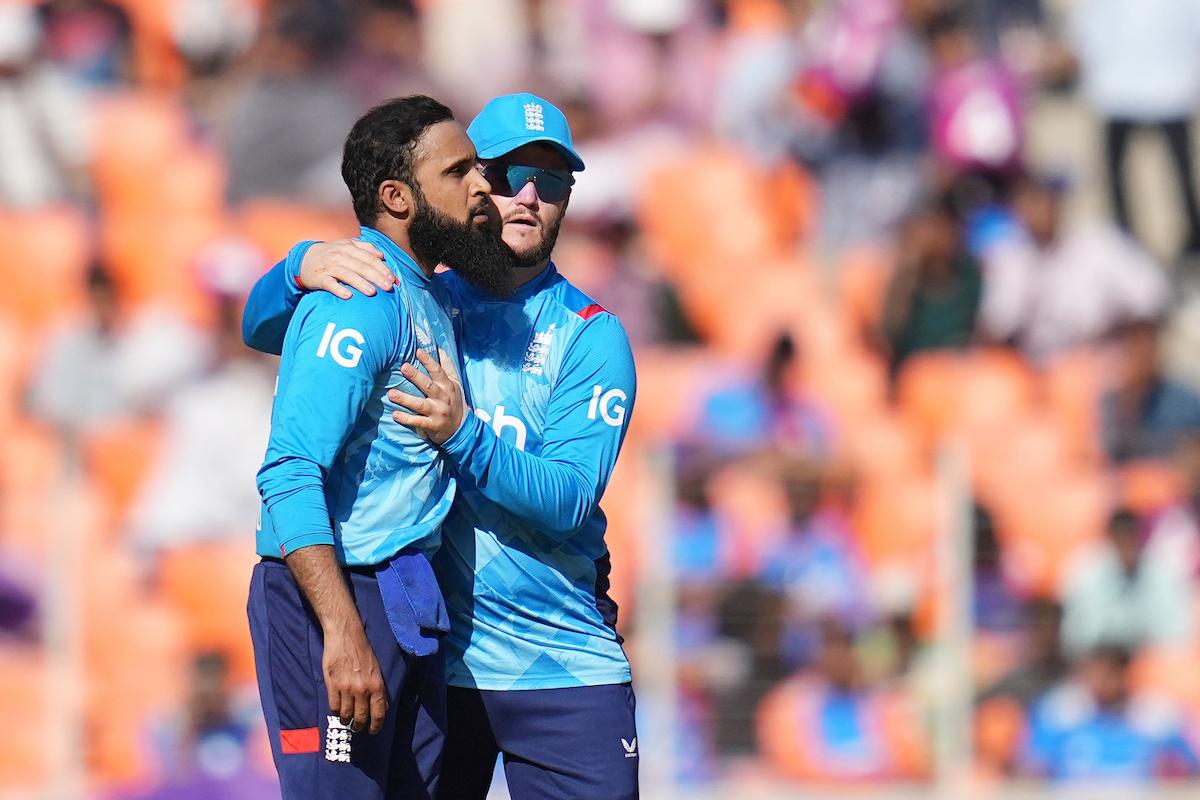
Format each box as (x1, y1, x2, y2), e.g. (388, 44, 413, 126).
(300, 239, 394, 300)
(284, 545, 389, 735)
(322, 623, 389, 735)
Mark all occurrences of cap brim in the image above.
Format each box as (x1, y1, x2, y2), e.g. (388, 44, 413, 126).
(476, 134, 585, 172)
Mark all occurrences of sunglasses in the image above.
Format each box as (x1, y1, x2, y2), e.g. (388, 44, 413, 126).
(481, 162, 574, 203)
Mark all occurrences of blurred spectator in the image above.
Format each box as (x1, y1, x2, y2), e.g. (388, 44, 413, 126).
(1102, 318, 1200, 463)
(980, 600, 1069, 707)
(0, 3, 91, 208)
(926, 8, 1023, 196)
(170, 0, 259, 80)
(37, 0, 133, 87)
(27, 265, 125, 432)
(711, 580, 790, 756)
(1060, 509, 1195, 658)
(688, 333, 834, 459)
(979, 175, 1170, 363)
(759, 464, 869, 636)
(340, 0, 433, 111)
(1068, 0, 1200, 256)
(126, 278, 274, 554)
(222, 5, 356, 206)
(0, 559, 37, 640)
(756, 620, 929, 782)
(880, 200, 982, 370)
(1022, 645, 1200, 782)
(26, 265, 209, 432)
(973, 502, 1025, 632)
(130, 652, 275, 800)
(801, 0, 932, 247)
(552, 220, 700, 347)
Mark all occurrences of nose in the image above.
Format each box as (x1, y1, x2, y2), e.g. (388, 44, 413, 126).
(470, 164, 492, 197)
(513, 178, 540, 207)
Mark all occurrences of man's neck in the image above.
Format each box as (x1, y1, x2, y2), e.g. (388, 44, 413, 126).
(372, 217, 438, 277)
(510, 257, 551, 290)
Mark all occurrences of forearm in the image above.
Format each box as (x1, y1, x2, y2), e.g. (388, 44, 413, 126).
(442, 413, 596, 536)
(283, 544, 360, 633)
(242, 243, 315, 354)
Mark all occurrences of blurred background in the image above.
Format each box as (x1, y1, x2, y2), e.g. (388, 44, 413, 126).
(4, 0, 1200, 797)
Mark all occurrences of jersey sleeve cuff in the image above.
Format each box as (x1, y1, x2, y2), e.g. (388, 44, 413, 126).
(284, 241, 319, 302)
(278, 531, 336, 556)
(440, 408, 486, 464)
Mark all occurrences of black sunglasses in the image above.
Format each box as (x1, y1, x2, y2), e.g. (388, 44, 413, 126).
(480, 162, 574, 203)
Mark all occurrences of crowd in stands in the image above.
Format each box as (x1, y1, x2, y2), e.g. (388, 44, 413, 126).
(4, 0, 1200, 794)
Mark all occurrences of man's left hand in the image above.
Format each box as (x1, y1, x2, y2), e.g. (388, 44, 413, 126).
(388, 348, 468, 445)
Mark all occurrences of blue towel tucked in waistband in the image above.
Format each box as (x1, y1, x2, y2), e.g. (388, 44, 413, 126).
(375, 547, 450, 657)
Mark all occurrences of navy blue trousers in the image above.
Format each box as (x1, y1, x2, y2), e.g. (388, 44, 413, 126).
(247, 559, 446, 799)
(438, 683, 639, 800)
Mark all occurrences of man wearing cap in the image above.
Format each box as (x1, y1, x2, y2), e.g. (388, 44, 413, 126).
(243, 93, 640, 799)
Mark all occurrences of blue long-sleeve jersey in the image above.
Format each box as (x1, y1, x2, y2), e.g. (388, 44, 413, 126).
(251, 227, 458, 565)
(244, 250, 636, 690)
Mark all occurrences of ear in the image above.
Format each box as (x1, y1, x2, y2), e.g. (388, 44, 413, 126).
(379, 180, 413, 219)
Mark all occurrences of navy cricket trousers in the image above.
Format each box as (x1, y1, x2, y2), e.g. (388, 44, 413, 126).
(247, 559, 446, 799)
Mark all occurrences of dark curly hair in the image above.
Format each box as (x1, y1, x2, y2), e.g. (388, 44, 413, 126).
(341, 95, 455, 226)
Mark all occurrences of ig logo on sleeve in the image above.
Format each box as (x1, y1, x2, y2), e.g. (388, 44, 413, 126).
(316, 323, 365, 368)
(587, 385, 627, 427)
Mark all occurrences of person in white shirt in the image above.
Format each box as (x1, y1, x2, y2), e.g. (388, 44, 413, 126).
(978, 175, 1170, 363)
(1069, 0, 1200, 255)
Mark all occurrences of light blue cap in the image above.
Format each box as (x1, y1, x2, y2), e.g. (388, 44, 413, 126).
(467, 92, 585, 172)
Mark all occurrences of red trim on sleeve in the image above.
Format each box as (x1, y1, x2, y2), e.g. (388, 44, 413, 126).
(293, 274, 305, 290)
(280, 727, 320, 754)
(279, 545, 287, 557)
(577, 303, 606, 320)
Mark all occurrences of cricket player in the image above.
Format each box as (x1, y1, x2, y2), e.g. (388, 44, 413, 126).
(243, 93, 640, 799)
(246, 94, 513, 799)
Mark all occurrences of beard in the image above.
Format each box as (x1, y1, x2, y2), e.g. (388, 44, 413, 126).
(506, 212, 564, 269)
(409, 193, 516, 297)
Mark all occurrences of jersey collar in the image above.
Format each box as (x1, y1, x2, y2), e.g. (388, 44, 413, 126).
(359, 226, 430, 288)
(505, 261, 558, 302)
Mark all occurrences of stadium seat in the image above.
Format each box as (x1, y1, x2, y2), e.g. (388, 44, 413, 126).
(236, 201, 357, 264)
(993, 471, 1108, 597)
(840, 410, 925, 479)
(956, 349, 1037, 439)
(895, 351, 967, 452)
(626, 348, 709, 443)
(836, 244, 895, 339)
(852, 474, 938, 576)
(1042, 348, 1106, 462)
(156, 542, 260, 682)
(80, 419, 164, 531)
(91, 93, 193, 200)
(100, 208, 224, 320)
(0, 206, 90, 329)
(0, 422, 65, 558)
(637, 145, 813, 282)
(0, 650, 49, 787)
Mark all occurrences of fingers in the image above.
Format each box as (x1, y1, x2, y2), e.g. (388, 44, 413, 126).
(352, 692, 371, 735)
(369, 689, 388, 736)
(327, 683, 342, 720)
(389, 391, 431, 414)
(350, 240, 386, 259)
(398, 363, 434, 396)
(337, 269, 381, 298)
(392, 410, 437, 431)
(436, 348, 461, 384)
(321, 275, 353, 301)
(337, 249, 395, 291)
(413, 348, 445, 381)
(338, 688, 356, 729)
